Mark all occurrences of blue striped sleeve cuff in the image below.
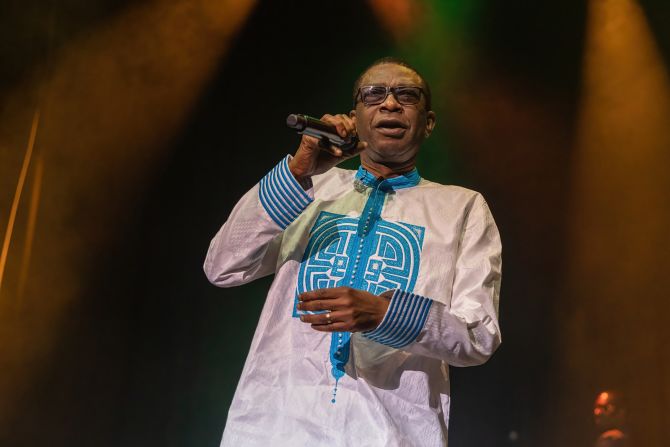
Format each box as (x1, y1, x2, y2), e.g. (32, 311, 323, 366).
(258, 155, 313, 229)
(363, 289, 433, 349)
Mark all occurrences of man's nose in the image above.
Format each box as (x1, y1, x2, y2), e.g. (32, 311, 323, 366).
(380, 92, 402, 111)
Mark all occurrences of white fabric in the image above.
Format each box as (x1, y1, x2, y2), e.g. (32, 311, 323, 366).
(204, 156, 502, 447)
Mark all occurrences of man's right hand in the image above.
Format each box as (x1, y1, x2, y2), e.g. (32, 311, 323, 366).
(288, 113, 367, 182)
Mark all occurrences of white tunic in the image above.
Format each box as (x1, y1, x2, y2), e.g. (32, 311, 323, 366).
(204, 156, 502, 447)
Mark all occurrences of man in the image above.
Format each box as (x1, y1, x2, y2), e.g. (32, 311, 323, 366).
(593, 390, 628, 447)
(204, 57, 502, 446)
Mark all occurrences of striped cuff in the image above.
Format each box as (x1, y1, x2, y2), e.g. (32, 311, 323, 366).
(258, 156, 313, 229)
(363, 289, 433, 349)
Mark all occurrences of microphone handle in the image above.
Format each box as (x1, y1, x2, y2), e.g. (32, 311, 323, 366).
(286, 114, 358, 151)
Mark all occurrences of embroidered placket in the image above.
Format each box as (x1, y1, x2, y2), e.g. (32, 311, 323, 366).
(329, 178, 390, 403)
(293, 166, 421, 404)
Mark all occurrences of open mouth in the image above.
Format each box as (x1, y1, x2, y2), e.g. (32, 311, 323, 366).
(374, 119, 408, 138)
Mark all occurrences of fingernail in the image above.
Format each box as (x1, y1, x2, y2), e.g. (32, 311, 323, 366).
(299, 315, 305, 321)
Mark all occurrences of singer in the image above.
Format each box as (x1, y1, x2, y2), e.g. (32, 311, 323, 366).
(204, 57, 502, 446)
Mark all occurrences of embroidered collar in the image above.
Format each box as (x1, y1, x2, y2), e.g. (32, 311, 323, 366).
(354, 165, 421, 190)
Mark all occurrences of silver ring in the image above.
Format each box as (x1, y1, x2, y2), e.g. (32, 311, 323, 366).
(325, 312, 332, 324)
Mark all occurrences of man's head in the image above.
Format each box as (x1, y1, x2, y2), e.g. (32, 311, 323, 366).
(594, 390, 627, 432)
(350, 57, 436, 169)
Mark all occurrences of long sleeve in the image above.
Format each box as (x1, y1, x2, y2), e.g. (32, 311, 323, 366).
(204, 156, 313, 287)
(364, 194, 502, 366)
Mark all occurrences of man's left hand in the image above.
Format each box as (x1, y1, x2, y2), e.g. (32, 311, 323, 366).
(297, 287, 392, 333)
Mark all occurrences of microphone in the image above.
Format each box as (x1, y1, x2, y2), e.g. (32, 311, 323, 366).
(286, 114, 358, 151)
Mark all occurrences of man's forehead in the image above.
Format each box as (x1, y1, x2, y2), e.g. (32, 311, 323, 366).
(361, 63, 422, 86)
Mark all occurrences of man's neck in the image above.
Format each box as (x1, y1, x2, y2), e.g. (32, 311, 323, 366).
(360, 156, 416, 179)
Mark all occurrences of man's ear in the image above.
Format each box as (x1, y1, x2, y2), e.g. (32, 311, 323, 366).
(424, 111, 436, 138)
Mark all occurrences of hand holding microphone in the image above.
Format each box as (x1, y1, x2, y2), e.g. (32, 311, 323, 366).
(286, 114, 359, 151)
(287, 113, 367, 181)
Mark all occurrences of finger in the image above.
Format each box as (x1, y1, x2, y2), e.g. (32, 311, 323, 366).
(299, 310, 346, 325)
(301, 135, 341, 158)
(310, 321, 350, 332)
(300, 134, 318, 147)
(318, 137, 343, 157)
(298, 313, 324, 325)
(296, 299, 328, 312)
(298, 298, 345, 312)
(337, 114, 356, 136)
(321, 114, 349, 139)
(297, 297, 342, 312)
(299, 287, 348, 301)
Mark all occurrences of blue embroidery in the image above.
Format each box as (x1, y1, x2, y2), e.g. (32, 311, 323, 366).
(293, 210, 425, 401)
(294, 212, 424, 314)
(363, 289, 433, 348)
(259, 156, 312, 229)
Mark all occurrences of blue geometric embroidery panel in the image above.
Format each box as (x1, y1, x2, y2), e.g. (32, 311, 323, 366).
(364, 219, 425, 294)
(293, 211, 425, 316)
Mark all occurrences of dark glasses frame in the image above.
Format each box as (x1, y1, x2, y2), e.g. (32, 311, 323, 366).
(354, 85, 425, 107)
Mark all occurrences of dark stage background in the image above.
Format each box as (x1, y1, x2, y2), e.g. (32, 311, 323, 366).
(1, 1, 669, 446)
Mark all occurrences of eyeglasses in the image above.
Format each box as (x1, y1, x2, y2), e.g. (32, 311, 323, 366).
(355, 85, 424, 106)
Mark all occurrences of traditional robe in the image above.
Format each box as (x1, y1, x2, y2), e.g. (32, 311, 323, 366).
(205, 156, 502, 447)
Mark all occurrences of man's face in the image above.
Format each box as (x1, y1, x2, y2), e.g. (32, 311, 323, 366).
(351, 63, 435, 165)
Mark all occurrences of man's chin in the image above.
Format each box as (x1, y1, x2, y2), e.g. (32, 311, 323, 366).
(370, 135, 406, 150)
(365, 140, 416, 163)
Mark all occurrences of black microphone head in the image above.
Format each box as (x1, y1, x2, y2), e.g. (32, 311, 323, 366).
(286, 114, 306, 131)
